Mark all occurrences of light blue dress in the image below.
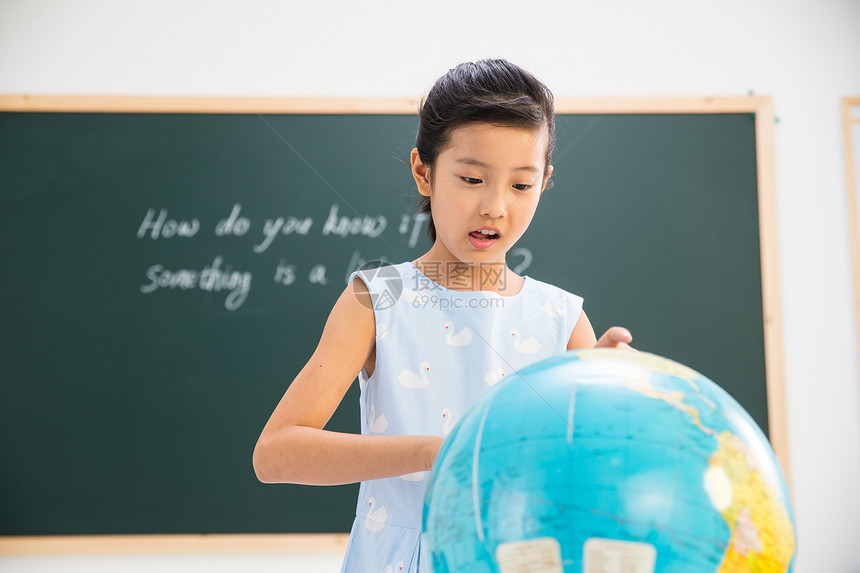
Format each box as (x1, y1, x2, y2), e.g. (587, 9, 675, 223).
(340, 262, 583, 573)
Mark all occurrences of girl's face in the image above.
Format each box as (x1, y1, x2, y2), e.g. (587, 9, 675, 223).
(411, 122, 552, 267)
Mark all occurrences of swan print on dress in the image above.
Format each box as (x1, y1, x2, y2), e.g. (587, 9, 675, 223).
(382, 560, 404, 573)
(484, 367, 505, 386)
(398, 287, 421, 305)
(443, 321, 473, 346)
(369, 405, 388, 433)
(397, 362, 430, 388)
(441, 408, 456, 435)
(375, 323, 389, 341)
(364, 497, 388, 532)
(541, 299, 566, 317)
(510, 328, 541, 354)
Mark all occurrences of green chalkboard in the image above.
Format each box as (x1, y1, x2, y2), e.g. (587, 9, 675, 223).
(0, 106, 771, 536)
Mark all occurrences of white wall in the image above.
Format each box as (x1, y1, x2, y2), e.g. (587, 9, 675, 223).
(2, 1, 859, 571)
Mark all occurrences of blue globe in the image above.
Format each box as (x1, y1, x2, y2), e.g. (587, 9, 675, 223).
(423, 349, 796, 572)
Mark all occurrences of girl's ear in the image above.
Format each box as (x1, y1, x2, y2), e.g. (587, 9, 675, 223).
(411, 148, 432, 197)
(541, 165, 554, 194)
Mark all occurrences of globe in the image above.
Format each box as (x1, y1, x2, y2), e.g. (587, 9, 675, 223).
(423, 349, 796, 572)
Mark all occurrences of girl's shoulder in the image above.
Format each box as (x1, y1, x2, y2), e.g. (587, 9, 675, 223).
(349, 261, 412, 284)
(348, 261, 414, 313)
(521, 275, 583, 304)
(524, 277, 583, 342)
(519, 275, 585, 327)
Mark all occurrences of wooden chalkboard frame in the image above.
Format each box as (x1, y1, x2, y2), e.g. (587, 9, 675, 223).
(0, 95, 784, 555)
(843, 98, 860, 372)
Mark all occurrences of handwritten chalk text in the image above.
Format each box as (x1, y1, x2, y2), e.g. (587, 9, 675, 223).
(322, 204, 386, 238)
(137, 208, 200, 239)
(140, 256, 252, 311)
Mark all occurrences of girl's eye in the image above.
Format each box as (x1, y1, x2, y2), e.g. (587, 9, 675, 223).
(513, 184, 533, 191)
(462, 177, 482, 185)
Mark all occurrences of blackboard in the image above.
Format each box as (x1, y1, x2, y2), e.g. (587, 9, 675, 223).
(0, 98, 784, 539)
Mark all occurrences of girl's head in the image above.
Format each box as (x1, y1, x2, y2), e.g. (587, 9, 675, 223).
(414, 59, 556, 244)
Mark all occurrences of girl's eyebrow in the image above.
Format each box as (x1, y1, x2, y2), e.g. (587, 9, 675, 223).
(454, 157, 540, 173)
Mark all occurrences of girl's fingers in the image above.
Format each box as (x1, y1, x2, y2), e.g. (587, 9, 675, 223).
(594, 327, 634, 349)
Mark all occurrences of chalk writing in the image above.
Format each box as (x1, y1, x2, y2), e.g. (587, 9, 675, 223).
(322, 204, 387, 238)
(344, 250, 392, 284)
(308, 264, 329, 285)
(215, 203, 251, 237)
(134, 203, 530, 310)
(254, 215, 313, 253)
(140, 255, 252, 311)
(137, 208, 200, 239)
(275, 260, 297, 286)
(398, 212, 429, 248)
(509, 247, 533, 274)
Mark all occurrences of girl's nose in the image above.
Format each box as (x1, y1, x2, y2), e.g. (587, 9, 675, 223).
(479, 187, 507, 219)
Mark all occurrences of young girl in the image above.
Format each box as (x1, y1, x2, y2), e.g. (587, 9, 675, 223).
(253, 59, 632, 572)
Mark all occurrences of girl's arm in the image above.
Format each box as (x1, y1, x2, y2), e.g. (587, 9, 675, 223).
(567, 310, 633, 350)
(253, 279, 444, 486)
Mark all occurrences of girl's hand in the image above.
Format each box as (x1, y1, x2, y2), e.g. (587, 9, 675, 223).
(567, 311, 635, 351)
(594, 327, 634, 350)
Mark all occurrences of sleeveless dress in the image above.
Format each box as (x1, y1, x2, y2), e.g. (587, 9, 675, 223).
(340, 262, 584, 573)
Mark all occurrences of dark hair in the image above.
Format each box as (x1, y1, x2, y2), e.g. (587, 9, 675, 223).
(415, 59, 556, 242)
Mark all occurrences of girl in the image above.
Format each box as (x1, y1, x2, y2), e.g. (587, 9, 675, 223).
(253, 59, 633, 572)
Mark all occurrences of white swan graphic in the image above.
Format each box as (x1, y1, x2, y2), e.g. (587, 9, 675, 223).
(364, 497, 388, 532)
(510, 328, 541, 354)
(399, 287, 420, 305)
(398, 362, 430, 388)
(542, 300, 566, 317)
(441, 408, 456, 435)
(443, 321, 473, 346)
(382, 560, 404, 573)
(484, 367, 505, 386)
(399, 471, 425, 482)
(369, 405, 388, 433)
(375, 322, 389, 341)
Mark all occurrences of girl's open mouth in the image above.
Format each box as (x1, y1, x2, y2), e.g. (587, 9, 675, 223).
(468, 228, 500, 249)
